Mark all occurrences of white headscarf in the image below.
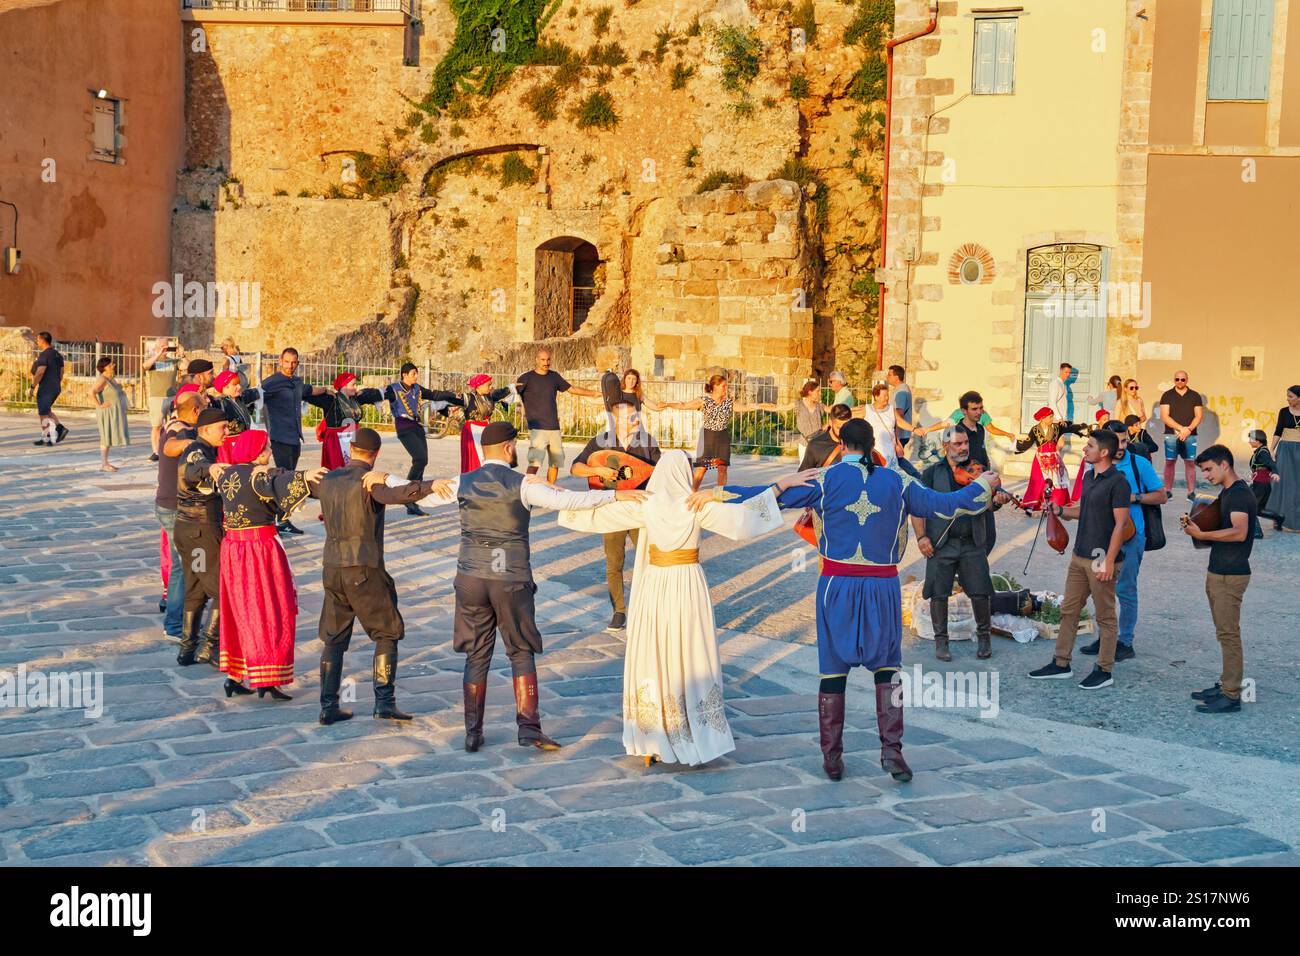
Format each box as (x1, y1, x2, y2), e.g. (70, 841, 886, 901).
(640, 449, 701, 551)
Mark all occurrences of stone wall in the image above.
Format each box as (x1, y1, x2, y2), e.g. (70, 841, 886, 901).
(650, 180, 813, 379)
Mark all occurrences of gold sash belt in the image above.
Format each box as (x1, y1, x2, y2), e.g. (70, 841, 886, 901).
(649, 545, 699, 567)
(1280, 427, 1300, 443)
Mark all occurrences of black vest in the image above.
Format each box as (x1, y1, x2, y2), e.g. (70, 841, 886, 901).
(176, 439, 221, 523)
(457, 464, 532, 582)
(317, 463, 388, 569)
(921, 460, 994, 553)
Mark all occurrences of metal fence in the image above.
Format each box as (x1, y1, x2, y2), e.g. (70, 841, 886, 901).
(1, 347, 897, 458)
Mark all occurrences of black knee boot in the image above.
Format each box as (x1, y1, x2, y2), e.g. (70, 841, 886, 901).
(195, 607, 221, 667)
(319, 645, 353, 725)
(972, 596, 992, 659)
(372, 646, 411, 720)
(177, 609, 202, 666)
(930, 598, 952, 661)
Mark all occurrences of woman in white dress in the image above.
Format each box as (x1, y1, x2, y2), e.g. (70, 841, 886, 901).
(558, 450, 805, 766)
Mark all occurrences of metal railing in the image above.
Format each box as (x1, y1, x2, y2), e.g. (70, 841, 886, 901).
(1, 347, 903, 458)
(181, 1, 417, 14)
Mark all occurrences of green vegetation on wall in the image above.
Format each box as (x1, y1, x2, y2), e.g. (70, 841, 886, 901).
(426, 0, 564, 111)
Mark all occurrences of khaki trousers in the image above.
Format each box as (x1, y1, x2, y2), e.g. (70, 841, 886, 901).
(1054, 554, 1120, 671)
(603, 528, 640, 614)
(1205, 572, 1249, 699)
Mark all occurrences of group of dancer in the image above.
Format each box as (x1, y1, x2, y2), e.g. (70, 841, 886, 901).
(146, 349, 1296, 782)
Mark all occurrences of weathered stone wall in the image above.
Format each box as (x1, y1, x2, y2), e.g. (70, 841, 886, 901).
(172, 195, 395, 353)
(650, 180, 813, 379)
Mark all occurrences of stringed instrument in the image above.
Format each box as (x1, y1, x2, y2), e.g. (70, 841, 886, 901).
(1186, 495, 1222, 551)
(585, 449, 655, 491)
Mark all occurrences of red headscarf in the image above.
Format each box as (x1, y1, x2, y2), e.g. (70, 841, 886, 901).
(230, 429, 269, 465)
(468, 373, 492, 390)
(213, 370, 238, 393)
(333, 372, 356, 391)
(176, 383, 201, 398)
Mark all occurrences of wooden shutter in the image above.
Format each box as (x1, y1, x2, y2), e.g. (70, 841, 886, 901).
(973, 17, 1016, 94)
(994, 18, 1017, 94)
(1208, 0, 1274, 100)
(973, 19, 997, 93)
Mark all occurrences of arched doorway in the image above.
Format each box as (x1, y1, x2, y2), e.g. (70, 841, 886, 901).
(534, 236, 600, 338)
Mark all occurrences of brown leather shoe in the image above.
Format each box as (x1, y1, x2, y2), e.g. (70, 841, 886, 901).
(875, 679, 913, 782)
(463, 681, 487, 752)
(817, 692, 845, 781)
(514, 673, 561, 751)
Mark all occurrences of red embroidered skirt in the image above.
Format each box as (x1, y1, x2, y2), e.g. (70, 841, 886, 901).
(316, 421, 353, 470)
(459, 420, 488, 473)
(219, 525, 297, 687)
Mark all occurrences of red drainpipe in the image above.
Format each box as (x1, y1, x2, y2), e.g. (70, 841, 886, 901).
(878, 0, 939, 372)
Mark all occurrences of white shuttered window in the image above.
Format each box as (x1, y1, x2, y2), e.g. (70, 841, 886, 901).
(1208, 0, 1275, 101)
(972, 17, 1017, 95)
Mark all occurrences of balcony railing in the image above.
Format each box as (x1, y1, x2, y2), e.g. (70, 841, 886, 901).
(182, 1, 417, 14)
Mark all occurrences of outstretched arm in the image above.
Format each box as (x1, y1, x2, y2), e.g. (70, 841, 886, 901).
(557, 499, 645, 534)
(902, 473, 998, 520)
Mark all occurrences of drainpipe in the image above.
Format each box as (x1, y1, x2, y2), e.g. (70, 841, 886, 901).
(877, 0, 939, 372)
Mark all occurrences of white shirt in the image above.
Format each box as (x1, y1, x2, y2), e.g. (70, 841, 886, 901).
(387, 460, 616, 511)
(861, 404, 900, 468)
(1048, 376, 1069, 419)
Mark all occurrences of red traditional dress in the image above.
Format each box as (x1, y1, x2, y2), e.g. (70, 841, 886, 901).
(316, 373, 384, 470)
(1017, 409, 1088, 511)
(211, 371, 262, 464)
(216, 431, 311, 688)
(456, 374, 513, 473)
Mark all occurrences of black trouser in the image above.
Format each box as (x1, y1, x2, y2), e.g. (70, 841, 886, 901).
(1251, 480, 1271, 514)
(173, 517, 223, 615)
(453, 572, 541, 685)
(271, 440, 301, 471)
(319, 564, 404, 651)
(396, 427, 428, 481)
(922, 535, 993, 599)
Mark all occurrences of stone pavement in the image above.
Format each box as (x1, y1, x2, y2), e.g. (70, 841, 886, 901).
(0, 411, 1296, 867)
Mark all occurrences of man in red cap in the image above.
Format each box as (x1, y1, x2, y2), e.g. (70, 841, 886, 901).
(316, 371, 385, 470)
(1016, 406, 1088, 512)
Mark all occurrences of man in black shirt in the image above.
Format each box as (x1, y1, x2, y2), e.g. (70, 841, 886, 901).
(30, 331, 67, 446)
(1183, 444, 1255, 714)
(799, 403, 852, 469)
(1029, 428, 1131, 689)
(259, 347, 332, 534)
(172, 408, 230, 667)
(515, 348, 601, 483)
(571, 402, 661, 632)
(1158, 370, 1204, 498)
(910, 427, 1008, 661)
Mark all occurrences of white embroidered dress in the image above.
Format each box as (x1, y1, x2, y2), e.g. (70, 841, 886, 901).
(558, 450, 782, 765)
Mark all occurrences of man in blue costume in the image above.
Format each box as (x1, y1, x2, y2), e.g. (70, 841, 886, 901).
(696, 419, 1000, 782)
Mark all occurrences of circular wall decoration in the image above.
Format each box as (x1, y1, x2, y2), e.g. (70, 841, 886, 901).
(947, 243, 996, 285)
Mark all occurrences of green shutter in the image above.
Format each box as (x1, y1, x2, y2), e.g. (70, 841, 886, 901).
(974, 19, 997, 93)
(1209, 0, 1274, 100)
(973, 17, 1016, 95)
(994, 18, 1017, 94)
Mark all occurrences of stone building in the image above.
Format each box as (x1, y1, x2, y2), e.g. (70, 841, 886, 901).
(882, 0, 1297, 460)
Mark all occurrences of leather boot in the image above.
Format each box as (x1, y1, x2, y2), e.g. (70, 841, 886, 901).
(930, 598, 952, 661)
(372, 649, 411, 720)
(817, 692, 845, 781)
(463, 682, 487, 752)
(514, 673, 560, 750)
(176, 610, 201, 666)
(195, 607, 221, 668)
(973, 595, 993, 659)
(875, 677, 913, 782)
(318, 645, 353, 725)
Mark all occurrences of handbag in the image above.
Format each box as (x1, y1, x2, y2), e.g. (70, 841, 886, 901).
(1127, 453, 1165, 552)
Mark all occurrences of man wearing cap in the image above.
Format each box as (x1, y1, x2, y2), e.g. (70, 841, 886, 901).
(311, 427, 455, 724)
(428, 421, 649, 752)
(156, 391, 202, 638)
(381, 363, 462, 517)
(317, 372, 384, 470)
(173, 406, 230, 667)
(260, 347, 332, 535)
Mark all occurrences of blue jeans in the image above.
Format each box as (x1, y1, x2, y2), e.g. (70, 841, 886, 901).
(1116, 534, 1144, 647)
(1163, 433, 1197, 461)
(156, 504, 184, 636)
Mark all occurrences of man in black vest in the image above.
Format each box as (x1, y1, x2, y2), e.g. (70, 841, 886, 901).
(910, 426, 1008, 661)
(452, 421, 649, 752)
(173, 407, 230, 667)
(311, 428, 452, 725)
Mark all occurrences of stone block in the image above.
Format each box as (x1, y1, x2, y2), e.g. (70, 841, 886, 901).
(20, 817, 156, 861)
(1153, 827, 1290, 863)
(370, 773, 509, 808)
(155, 825, 330, 866)
(324, 804, 479, 845)
(756, 843, 915, 867)
(535, 814, 663, 850)
(643, 796, 772, 831)
(894, 792, 1039, 828)
(1012, 779, 1146, 813)
(26, 765, 155, 799)
(1010, 811, 1145, 848)
(901, 824, 1039, 865)
(411, 827, 547, 865)
(0, 800, 94, 833)
(497, 758, 627, 791)
(652, 823, 785, 865)
(547, 780, 683, 814)
(679, 764, 802, 795)
(1120, 800, 1247, 832)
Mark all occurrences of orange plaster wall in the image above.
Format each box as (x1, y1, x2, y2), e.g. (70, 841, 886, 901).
(1148, 0, 1201, 148)
(0, 0, 184, 345)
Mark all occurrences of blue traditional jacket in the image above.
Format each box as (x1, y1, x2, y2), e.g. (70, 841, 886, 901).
(723, 455, 994, 568)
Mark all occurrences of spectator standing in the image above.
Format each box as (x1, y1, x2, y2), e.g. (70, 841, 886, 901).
(1047, 362, 1074, 422)
(92, 357, 130, 472)
(1158, 370, 1204, 498)
(886, 365, 913, 450)
(828, 370, 855, 409)
(1268, 384, 1300, 533)
(143, 337, 180, 461)
(1115, 378, 1147, 427)
(792, 379, 826, 463)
